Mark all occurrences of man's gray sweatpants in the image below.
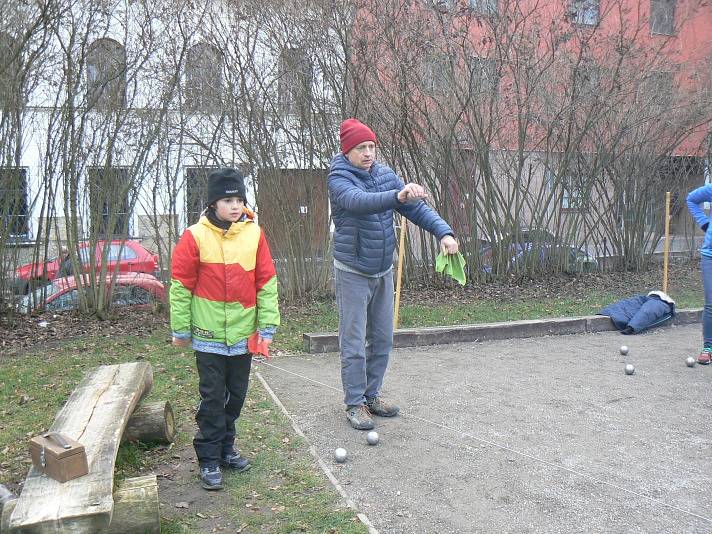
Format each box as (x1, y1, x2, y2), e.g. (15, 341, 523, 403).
(335, 267, 394, 407)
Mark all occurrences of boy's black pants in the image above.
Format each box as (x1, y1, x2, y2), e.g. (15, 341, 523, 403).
(193, 351, 252, 467)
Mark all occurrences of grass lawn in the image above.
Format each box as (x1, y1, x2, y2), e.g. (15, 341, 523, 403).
(0, 265, 703, 532)
(278, 284, 703, 352)
(0, 333, 369, 533)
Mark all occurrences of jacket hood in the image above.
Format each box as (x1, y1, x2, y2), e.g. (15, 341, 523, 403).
(647, 290, 675, 306)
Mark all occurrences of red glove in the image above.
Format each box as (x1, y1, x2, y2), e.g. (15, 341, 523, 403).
(248, 332, 271, 358)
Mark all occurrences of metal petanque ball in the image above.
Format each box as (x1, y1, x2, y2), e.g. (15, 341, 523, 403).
(624, 363, 635, 375)
(334, 447, 347, 463)
(620, 345, 629, 356)
(366, 431, 379, 446)
(686, 356, 696, 367)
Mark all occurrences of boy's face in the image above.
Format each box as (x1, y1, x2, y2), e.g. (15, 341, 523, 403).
(347, 141, 376, 170)
(214, 197, 245, 222)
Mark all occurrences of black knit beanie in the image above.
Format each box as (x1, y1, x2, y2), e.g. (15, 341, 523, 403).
(206, 168, 247, 207)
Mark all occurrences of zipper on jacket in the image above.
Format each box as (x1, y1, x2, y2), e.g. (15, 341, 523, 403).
(222, 231, 228, 345)
(373, 170, 388, 271)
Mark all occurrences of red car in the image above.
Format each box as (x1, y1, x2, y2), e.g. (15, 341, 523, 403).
(14, 240, 159, 294)
(18, 273, 167, 314)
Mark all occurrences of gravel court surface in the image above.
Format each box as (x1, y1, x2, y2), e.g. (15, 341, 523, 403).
(257, 323, 712, 533)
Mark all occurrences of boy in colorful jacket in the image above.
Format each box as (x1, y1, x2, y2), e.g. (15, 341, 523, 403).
(170, 168, 280, 490)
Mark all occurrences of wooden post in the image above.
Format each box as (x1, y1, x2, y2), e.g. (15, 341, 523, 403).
(1, 476, 160, 534)
(663, 191, 671, 294)
(122, 401, 175, 444)
(394, 215, 407, 329)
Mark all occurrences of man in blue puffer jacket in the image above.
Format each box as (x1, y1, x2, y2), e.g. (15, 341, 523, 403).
(329, 118, 459, 430)
(687, 184, 712, 364)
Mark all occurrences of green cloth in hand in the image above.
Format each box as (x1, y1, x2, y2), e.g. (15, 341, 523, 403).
(435, 251, 467, 286)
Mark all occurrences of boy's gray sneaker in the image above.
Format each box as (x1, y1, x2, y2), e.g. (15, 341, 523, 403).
(221, 451, 251, 472)
(200, 465, 224, 490)
(345, 404, 374, 430)
(366, 396, 400, 417)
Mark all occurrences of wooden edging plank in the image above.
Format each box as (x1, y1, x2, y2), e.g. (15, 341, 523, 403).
(303, 309, 702, 354)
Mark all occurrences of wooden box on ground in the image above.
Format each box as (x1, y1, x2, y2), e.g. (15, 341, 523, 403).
(28, 433, 88, 483)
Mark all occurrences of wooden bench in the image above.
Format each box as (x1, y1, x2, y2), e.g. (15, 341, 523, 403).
(4, 362, 162, 533)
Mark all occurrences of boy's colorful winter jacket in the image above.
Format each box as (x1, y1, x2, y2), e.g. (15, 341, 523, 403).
(170, 214, 280, 352)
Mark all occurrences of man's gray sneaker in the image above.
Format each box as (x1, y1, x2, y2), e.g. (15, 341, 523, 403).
(199, 465, 223, 490)
(366, 396, 400, 417)
(221, 451, 251, 472)
(345, 404, 374, 430)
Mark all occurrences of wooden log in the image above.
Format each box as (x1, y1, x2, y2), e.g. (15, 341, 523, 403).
(2, 476, 159, 534)
(1, 500, 15, 534)
(122, 401, 175, 444)
(106, 475, 160, 534)
(0, 485, 16, 534)
(0, 485, 15, 510)
(8, 362, 153, 533)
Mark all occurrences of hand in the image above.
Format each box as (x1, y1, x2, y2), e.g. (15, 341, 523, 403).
(397, 183, 428, 203)
(257, 336, 273, 347)
(440, 235, 458, 255)
(172, 336, 191, 348)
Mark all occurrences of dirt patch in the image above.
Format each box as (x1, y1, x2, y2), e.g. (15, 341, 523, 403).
(152, 424, 247, 533)
(0, 308, 169, 357)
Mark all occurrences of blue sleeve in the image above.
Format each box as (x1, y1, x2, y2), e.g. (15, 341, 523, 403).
(328, 173, 400, 214)
(627, 297, 674, 334)
(258, 325, 277, 340)
(397, 201, 454, 241)
(598, 295, 647, 331)
(686, 185, 712, 228)
(382, 168, 454, 240)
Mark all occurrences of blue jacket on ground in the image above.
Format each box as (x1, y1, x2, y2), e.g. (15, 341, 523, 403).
(686, 184, 712, 258)
(328, 154, 454, 275)
(598, 291, 675, 334)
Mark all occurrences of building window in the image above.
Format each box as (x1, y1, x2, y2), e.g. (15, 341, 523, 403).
(468, 57, 498, 96)
(547, 169, 586, 210)
(88, 166, 130, 237)
(424, 53, 452, 94)
(561, 175, 585, 209)
(469, 0, 497, 16)
(86, 38, 126, 110)
(278, 47, 313, 116)
(570, 0, 599, 25)
(185, 43, 223, 111)
(0, 167, 30, 239)
(184, 166, 216, 225)
(650, 0, 675, 35)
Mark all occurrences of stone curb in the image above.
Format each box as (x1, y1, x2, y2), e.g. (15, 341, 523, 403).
(302, 308, 702, 354)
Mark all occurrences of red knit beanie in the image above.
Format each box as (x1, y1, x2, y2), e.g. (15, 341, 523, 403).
(340, 118, 377, 154)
